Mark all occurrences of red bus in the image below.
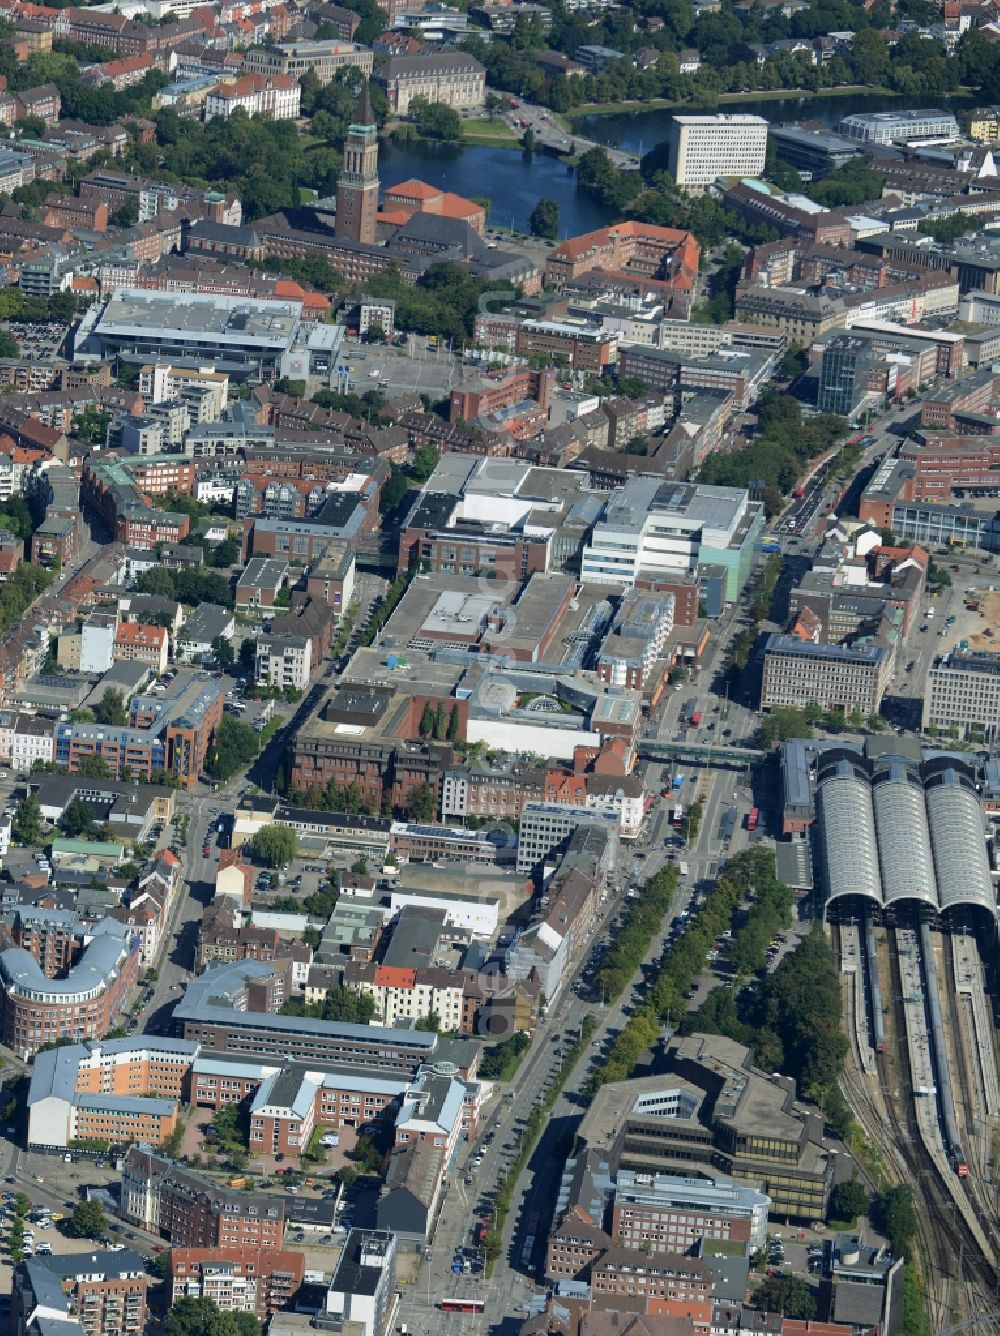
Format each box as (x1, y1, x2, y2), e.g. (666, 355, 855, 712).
(690, 710, 702, 726)
(746, 807, 759, 832)
(672, 805, 684, 829)
(441, 1299, 486, 1313)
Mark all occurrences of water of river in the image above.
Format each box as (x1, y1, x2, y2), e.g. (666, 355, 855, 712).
(575, 90, 977, 155)
(379, 139, 614, 237)
(379, 90, 978, 238)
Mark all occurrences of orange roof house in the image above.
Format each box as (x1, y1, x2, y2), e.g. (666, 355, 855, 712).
(273, 277, 332, 318)
(374, 965, 417, 989)
(791, 606, 823, 642)
(381, 179, 487, 235)
(544, 220, 700, 307)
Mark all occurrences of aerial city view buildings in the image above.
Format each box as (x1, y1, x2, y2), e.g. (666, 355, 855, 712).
(0, 0, 994, 1334)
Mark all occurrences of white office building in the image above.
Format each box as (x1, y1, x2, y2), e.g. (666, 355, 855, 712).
(667, 114, 768, 193)
(958, 289, 1000, 327)
(326, 1230, 397, 1336)
(580, 477, 764, 599)
(838, 108, 960, 145)
(923, 650, 1000, 741)
(80, 610, 118, 674)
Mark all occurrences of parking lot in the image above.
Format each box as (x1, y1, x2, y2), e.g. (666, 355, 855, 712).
(343, 337, 461, 401)
(253, 857, 333, 901)
(0, 1184, 119, 1296)
(6, 321, 69, 361)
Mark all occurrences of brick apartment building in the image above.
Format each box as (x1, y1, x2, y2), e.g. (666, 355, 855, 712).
(55, 672, 224, 789)
(0, 918, 139, 1059)
(14, 1250, 149, 1336)
(11, 907, 80, 976)
(544, 221, 700, 295)
(591, 1249, 714, 1304)
(439, 763, 546, 822)
(170, 1247, 304, 1318)
(396, 522, 549, 581)
(113, 621, 169, 674)
(449, 366, 556, 423)
(122, 1148, 287, 1248)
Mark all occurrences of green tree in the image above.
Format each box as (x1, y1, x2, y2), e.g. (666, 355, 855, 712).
(137, 567, 175, 598)
(210, 1101, 246, 1151)
(78, 755, 112, 779)
(12, 793, 43, 846)
(808, 155, 884, 208)
(112, 199, 139, 229)
(482, 1229, 502, 1261)
(828, 1177, 869, 1224)
(419, 703, 435, 737)
(409, 445, 440, 483)
(60, 799, 98, 839)
(410, 96, 461, 140)
(381, 465, 409, 516)
(207, 715, 260, 781)
(447, 704, 459, 741)
(94, 688, 127, 726)
(872, 1185, 918, 1260)
(353, 1134, 385, 1175)
(0, 498, 33, 543)
(71, 1200, 107, 1240)
(321, 987, 375, 1024)
(250, 825, 297, 868)
(415, 1011, 441, 1032)
(210, 537, 240, 568)
(528, 197, 560, 239)
(751, 1275, 816, 1320)
(212, 635, 235, 669)
(759, 708, 814, 747)
(165, 1297, 262, 1336)
(407, 782, 437, 822)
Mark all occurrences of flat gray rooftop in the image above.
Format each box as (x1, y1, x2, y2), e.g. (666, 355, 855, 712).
(97, 288, 300, 347)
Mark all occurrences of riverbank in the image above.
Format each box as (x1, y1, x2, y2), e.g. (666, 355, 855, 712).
(568, 84, 881, 122)
(388, 118, 521, 152)
(460, 117, 521, 148)
(567, 83, 975, 122)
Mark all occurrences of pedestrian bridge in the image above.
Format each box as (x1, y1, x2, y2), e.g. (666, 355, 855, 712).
(639, 740, 766, 768)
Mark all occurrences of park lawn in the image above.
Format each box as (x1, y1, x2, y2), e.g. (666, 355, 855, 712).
(462, 118, 519, 144)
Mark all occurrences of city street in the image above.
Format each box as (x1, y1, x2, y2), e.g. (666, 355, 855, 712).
(395, 742, 752, 1334)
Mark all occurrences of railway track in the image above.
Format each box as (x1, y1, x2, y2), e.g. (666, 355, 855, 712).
(836, 919, 1000, 1335)
(836, 921, 951, 1327)
(879, 928, 998, 1330)
(946, 936, 1000, 1263)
